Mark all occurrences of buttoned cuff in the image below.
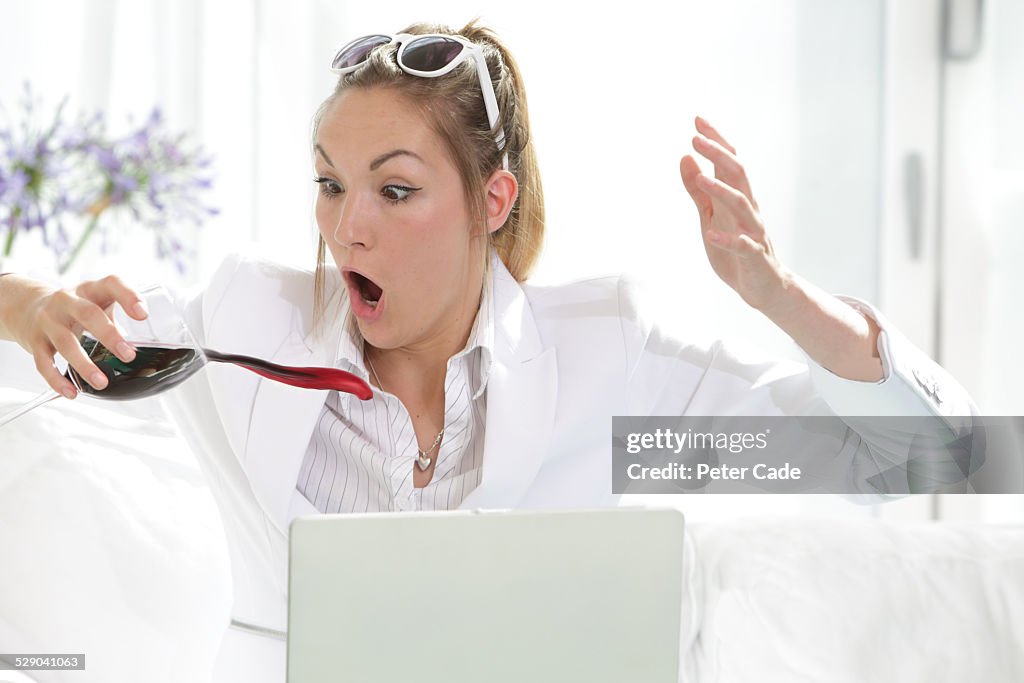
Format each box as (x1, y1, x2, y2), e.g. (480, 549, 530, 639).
(804, 296, 974, 424)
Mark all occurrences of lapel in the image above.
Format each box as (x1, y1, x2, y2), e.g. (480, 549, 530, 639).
(244, 319, 341, 536)
(457, 260, 558, 510)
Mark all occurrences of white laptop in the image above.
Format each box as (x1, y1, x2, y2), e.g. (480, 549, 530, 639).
(287, 507, 686, 682)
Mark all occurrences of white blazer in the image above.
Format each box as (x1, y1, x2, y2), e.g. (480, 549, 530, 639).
(161, 252, 972, 677)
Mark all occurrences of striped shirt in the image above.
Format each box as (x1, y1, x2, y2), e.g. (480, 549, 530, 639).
(296, 274, 493, 513)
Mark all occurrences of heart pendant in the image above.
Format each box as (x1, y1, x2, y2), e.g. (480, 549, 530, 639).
(416, 454, 432, 471)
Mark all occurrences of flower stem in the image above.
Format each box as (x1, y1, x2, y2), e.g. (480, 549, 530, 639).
(3, 208, 20, 259)
(59, 213, 101, 275)
(3, 225, 14, 259)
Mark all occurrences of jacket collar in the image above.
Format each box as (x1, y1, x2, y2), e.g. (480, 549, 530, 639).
(456, 254, 557, 510)
(244, 254, 558, 534)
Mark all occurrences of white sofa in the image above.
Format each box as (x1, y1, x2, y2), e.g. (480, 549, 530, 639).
(1, 385, 1022, 682)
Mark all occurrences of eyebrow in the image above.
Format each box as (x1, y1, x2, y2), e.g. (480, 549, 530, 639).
(369, 149, 423, 171)
(315, 144, 334, 168)
(314, 146, 423, 171)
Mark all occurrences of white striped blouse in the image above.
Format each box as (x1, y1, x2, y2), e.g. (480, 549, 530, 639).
(295, 275, 493, 513)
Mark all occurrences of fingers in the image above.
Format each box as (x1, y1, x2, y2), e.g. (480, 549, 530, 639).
(34, 347, 79, 399)
(692, 134, 757, 207)
(690, 117, 759, 212)
(695, 173, 765, 240)
(679, 155, 712, 225)
(27, 275, 145, 395)
(695, 115, 736, 155)
(48, 323, 109, 392)
(71, 297, 137, 365)
(76, 275, 148, 320)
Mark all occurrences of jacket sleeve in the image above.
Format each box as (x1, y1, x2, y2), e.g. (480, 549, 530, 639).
(162, 252, 296, 631)
(617, 276, 979, 498)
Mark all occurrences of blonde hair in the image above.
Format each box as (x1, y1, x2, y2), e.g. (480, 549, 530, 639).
(311, 20, 545, 332)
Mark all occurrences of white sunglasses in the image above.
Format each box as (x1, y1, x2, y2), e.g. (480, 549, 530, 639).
(331, 33, 508, 170)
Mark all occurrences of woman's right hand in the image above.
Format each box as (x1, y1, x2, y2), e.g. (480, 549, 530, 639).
(4, 275, 149, 399)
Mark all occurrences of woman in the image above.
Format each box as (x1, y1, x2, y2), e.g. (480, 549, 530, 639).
(0, 20, 970, 680)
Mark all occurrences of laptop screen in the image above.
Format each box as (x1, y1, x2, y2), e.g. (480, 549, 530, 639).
(287, 507, 686, 682)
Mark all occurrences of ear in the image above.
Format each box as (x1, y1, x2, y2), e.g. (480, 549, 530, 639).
(483, 169, 519, 234)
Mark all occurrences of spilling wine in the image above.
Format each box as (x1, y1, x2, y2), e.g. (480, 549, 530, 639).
(65, 337, 373, 400)
(202, 348, 372, 398)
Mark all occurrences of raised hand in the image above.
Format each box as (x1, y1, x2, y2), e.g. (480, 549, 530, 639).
(678, 116, 883, 381)
(678, 116, 788, 314)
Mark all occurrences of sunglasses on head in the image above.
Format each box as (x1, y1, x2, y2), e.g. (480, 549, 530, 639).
(331, 33, 508, 170)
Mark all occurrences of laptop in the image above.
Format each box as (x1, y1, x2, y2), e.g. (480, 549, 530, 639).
(287, 507, 687, 682)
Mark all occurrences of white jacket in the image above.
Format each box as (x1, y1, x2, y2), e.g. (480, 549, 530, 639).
(161, 252, 972, 681)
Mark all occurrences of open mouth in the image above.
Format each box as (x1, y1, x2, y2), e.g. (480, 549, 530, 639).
(348, 270, 383, 309)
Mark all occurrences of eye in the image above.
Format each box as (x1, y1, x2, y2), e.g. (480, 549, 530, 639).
(314, 177, 343, 199)
(381, 184, 420, 205)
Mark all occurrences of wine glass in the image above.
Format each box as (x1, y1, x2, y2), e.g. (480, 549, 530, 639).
(0, 285, 203, 427)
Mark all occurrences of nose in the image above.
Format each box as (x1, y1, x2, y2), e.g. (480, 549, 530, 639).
(332, 193, 372, 249)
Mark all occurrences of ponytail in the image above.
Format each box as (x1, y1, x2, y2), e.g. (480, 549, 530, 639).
(458, 21, 545, 281)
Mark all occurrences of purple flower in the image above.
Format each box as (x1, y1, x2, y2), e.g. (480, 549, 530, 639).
(93, 146, 119, 172)
(7, 168, 28, 195)
(0, 84, 83, 259)
(2, 87, 216, 274)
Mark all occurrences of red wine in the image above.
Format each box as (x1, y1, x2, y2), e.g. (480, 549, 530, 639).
(67, 338, 202, 400)
(202, 348, 373, 399)
(67, 337, 373, 401)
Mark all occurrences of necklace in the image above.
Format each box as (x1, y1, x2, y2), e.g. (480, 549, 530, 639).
(365, 350, 443, 472)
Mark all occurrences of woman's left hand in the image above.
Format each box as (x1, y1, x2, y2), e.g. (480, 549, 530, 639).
(678, 116, 790, 314)
(678, 116, 884, 382)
